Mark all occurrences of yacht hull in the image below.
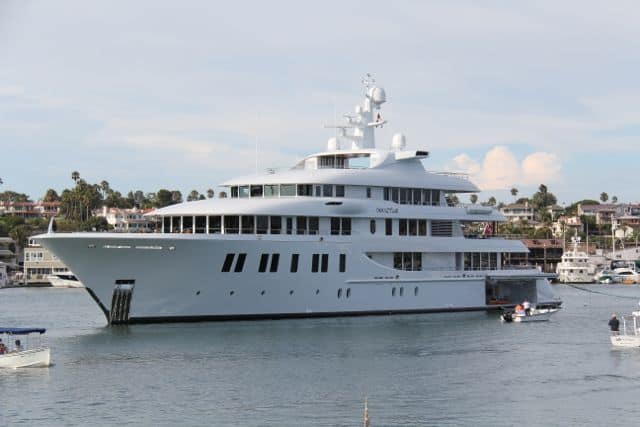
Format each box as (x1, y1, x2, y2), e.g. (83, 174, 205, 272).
(37, 233, 558, 323)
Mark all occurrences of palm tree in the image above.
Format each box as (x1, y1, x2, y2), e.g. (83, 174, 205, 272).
(510, 188, 518, 200)
(600, 192, 609, 203)
(100, 180, 110, 198)
(71, 171, 80, 183)
(612, 195, 618, 204)
(487, 196, 497, 206)
(470, 194, 478, 204)
(206, 188, 215, 199)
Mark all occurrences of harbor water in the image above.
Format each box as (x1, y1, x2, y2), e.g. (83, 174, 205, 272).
(1, 284, 640, 426)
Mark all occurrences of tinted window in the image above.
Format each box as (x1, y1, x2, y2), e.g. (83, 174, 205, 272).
(270, 216, 281, 234)
(341, 218, 351, 236)
(370, 219, 376, 234)
(335, 185, 345, 197)
(339, 254, 346, 272)
(256, 216, 268, 234)
(221, 254, 235, 272)
(321, 254, 329, 272)
(258, 254, 269, 272)
(385, 218, 392, 236)
(234, 253, 247, 272)
(312, 254, 319, 272)
(270, 253, 280, 272)
(290, 254, 299, 273)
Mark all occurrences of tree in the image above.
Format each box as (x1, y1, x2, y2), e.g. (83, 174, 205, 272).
(600, 192, 609, 203)
(71, 171, 80, 183)
(42, 189, 60, 202)
(0, 191, 31, 202)
(218, 191, 227, 198)
(487, 196, 497, 206)
(612, 195, 618, 204)
(510, 188, 518, 199)
(532, 184, 557, 211)
(206, 188, 215, 199)
(100, 180, 110, 198)
(9, 224, 32, 261)
(187, 190, 200, 202)
(470, 194, 478, 204)
(171, 191, 182, 204)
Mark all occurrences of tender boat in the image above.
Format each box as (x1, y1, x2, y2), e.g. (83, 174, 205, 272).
(610, 311, 640, 348)
(0, 328, 51, 368)
(47, 271, 84, 288)
(501, 307, 559, 323)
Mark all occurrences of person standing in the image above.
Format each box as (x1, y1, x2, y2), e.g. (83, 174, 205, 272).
(609, 314, 620, 334)
(523, 299, 531, 316)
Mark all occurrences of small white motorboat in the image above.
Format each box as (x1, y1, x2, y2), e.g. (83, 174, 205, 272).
(0, 328, 51, 368)
(47, 271, 84, 288)
(501, 308, 560, 323)
(610, 311, 640, 348)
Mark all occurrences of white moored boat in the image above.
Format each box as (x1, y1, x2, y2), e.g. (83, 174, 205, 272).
(610, 311, 640, 348)
(556, 236, 595, 283)
(47, 271, 84, 288)
(0, 328, 51, 368)
(501, 308, 559, 323)
(35, 77, 560, 324)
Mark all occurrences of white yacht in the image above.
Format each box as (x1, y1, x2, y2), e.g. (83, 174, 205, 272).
(35, 79, 559, 324)
(47, 271, 84, 288)
(556, 236, 596, 283)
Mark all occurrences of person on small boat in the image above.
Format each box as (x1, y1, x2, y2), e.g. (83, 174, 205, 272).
(0, 339, 6, 355)
(523, 299, 531, 316)
(14, 340, 23, 352)
(609, 314, 620, 334)
(514, 304, 524, 314)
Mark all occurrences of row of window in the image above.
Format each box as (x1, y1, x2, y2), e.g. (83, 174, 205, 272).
(24, 252, 45, 262)
(393, 252, 423, 271)
(222, 253, 347, 273)
(463, 252, 498, 270)
(391, 286, 420, 297)
(383, 188, 441, 206)
(230, 184, 346, 199)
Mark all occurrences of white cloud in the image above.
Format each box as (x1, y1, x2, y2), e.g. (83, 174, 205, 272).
(448, 146, 561, 191)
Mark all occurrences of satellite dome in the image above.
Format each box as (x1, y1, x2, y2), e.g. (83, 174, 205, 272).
(391, 133, 406, 151)
(327, 137, 340, 151)
(369, 87, 386, 105)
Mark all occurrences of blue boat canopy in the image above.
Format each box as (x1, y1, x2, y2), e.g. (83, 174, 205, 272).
(0, 327, 46, 335)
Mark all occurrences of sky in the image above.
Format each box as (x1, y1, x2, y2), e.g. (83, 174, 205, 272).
(1, 0, 639, 206)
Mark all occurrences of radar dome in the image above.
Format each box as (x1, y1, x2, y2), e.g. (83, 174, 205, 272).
(369, 87, 386, 105)
(391, 133, 406, 151)
(327, 137, 340, 151)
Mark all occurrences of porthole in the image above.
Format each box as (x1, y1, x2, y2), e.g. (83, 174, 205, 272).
(289, 290, 294, 295)
(196, 291, 200, 295)
(414, 286, 418, 296)
(392, 287, 396, 297)
(400, 287, 404, 297)
(346, 288, 351, 298)
(370, 219, 376, 234)
(337, 288, 342, 299)
(315, 289, 320, 295)
(260, 290, 265, 295)
(229, 290, 235, 296)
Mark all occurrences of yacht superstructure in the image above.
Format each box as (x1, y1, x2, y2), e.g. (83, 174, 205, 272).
(36, 79, 559, 324)
(556, 236, 596, 283)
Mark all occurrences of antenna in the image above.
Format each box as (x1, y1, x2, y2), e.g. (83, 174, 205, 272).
(361, 73, 376, 93)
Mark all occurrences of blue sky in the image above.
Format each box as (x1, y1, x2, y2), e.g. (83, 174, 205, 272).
(1, 1, 639, 205)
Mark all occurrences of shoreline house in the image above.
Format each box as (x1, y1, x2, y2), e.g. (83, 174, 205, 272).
(97, 206, 156, 232)
(0, 201, 60, 219)
(23, 238, 70, 284)
(501, 202, 535, 223)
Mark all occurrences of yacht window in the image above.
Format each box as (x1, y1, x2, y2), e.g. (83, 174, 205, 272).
(258, 254, 269, 272)
(312, 254, 319, 272)
(270, 253, 280, 272)
(250, 185, 263, 198)
(195, 216, 206, 234)
(480, 253, 489, 270)
(239, 186, 250, 198)
(182, 216, 193, 233)
(346, 288, 351, 298)
(163, 216, 170, 233)
(399, 219, 407, 236)
(270, 216, 281, 234)
(336, 185, 345, 197)
(290, 254, 299, 273)
(323, 185, 333, 197)
(256, 216, 269, 234)
(234, 253, 247, 272)
(464, 253, 471, 270)
(399, 188, 408, 205)
(413, 253, 422, 271)
(280, 184, 296, 197)
(296, 216, 307, 235)
(321, 254, 329, 272)
(412, 189, 421, 205)
(264, 184, 279, 197)
(231, 186, 239, 198)
(341, 218, 351, 235)
(315, 185, 321, 197)
(418, 220, 427, 236)
(221, 253, 235, 272)
(414, 286, 419, 296)
(400, 287, 404, 297)
(370, 219, 376, 234)
(431, 190, 440, 206)
(241, 216, 255, 234)
(286, 217, 293, 235)
(489, 253, 497, 270)
(366, 187, 371, 198)
(385, 218, 393, 236)
(309, 217, 319, 235)
(337, 288, 342, 299)
(409, 219, 417, 236)
(392, 287, 396, 297)
(331, 217, 340, 235)
(339, 254, 346, 272)
(472, 253, 480, 270)
(208, 216, 221, 234)
(392, 188, 399, 203)
(171, 216, 181, 233)
(297, 184, 313, 196)
(224, 216, 239, 234)
(394, 253, 403, 269)
(422, 189, 431, 205)
(383, 187, 390, 201)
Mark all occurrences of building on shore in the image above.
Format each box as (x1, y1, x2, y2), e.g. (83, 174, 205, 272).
(96, 206, 156, 232)
(0, 201, 60, 219)
(500, 202, 535, 223)
(22, 238, 70, 284)
(502, 238, 564, 274)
